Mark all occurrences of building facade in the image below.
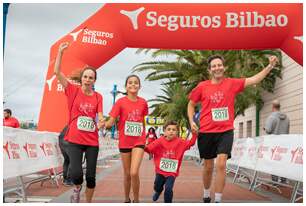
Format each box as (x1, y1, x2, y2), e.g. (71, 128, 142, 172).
(234, 51, 303, 138)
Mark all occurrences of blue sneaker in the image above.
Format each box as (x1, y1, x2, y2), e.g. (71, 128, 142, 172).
(152, 192, 161, 201)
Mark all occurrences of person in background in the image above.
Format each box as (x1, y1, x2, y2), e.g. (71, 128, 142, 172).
(264, 99, 290, 184)
(3, 108, 20, 128)
(146, 127, 158, 160)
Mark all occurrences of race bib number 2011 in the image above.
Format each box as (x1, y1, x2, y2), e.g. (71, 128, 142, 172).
(211, 107, 229, 121)
(124, 121, 143, 137)
(77, 116, 96, 132)
(159, 158, 178, 173)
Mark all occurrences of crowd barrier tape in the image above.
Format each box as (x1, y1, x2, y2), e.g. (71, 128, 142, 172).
(229, 134, 303, 182)
(3, 127, 120, 180)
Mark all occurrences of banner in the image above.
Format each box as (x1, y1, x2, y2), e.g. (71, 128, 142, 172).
(3, 127, 62, 179)
(3, 127, 120, 179)
(37, 3, 303, 132)
(229, 134, 303, 182)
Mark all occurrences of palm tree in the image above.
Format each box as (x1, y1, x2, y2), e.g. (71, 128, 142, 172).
(149, 82, 190, 128)
(134, 49, 282, 125)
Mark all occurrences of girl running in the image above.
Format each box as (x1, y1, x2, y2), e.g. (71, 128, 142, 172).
(54, 42, 104, 203)
(105, 75, 148, 203)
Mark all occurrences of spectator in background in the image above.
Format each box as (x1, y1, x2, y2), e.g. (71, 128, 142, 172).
(3, 109, 20, 128)
(58, 125, 73, 186)
(146, 127, 158, 160)
(264, 99, 290, 135)
(264, 99, 290, 184)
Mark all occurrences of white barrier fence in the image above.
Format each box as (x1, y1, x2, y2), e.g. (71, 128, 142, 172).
(228, 134, 303, 203)
(3, 127, 120, 180)
(229, 134, 303, 182)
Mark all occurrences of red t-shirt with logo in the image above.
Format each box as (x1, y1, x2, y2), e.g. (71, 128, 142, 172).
(189, 78, 245, 133)
(145, 133, 197, 177)
(3, 117, 20, 128)
(109, 96, 148, 149)
(64, 82, 103, 146)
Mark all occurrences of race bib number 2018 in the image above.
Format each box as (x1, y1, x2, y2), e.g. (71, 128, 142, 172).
(124, 121, 143, 136)
(159, 158, 178, 173)
(77, 116, 95, 132)
(212, 107, 229, 121)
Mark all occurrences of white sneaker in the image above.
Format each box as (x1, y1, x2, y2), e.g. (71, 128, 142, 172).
(70, 186, 82, 203)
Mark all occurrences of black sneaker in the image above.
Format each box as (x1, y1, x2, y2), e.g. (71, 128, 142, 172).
(153, 192, 161, 201)
(203, 197, 211, 203)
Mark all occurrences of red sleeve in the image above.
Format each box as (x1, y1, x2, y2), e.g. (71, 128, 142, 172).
(188, 83, 203, 103)
(145, 138, 160, 154)
(144, 101, 149, 116)
(97, 93, 103, 113)
(64, 82, 76, 98)
(231, 78, 245, 94)
(64, 82, 79, 112)
(184, 132, 197, 150)
(14, 118, 20, 128)
(109, 99, 121, 118)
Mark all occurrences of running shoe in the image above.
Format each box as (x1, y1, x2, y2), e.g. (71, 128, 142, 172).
(70, 185, 82, 203)
(203, 197, 211, 203)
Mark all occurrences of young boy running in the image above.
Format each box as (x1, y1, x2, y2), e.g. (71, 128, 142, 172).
(145, 121, 198, 203)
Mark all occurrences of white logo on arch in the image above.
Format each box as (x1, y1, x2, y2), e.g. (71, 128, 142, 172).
(120, 7, 145, 30)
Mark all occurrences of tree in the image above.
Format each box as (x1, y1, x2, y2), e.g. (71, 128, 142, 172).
(149, 82, 190, 128)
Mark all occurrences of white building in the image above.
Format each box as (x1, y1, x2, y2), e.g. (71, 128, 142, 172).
(234, 51, 303, 138)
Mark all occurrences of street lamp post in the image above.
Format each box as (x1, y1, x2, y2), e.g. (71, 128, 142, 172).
(3, 3, 10, 54)
(110, 84, 124, 139)
(110, 84, 118, 139)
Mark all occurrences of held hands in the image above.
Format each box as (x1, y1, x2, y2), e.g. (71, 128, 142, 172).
(58, 42, 69, 54)
(190, 121, 199, 133)
(97, 119, 106, 130)
(268, 55, 278, 68)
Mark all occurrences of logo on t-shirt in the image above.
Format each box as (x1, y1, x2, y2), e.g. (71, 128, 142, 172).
(163, 150, 176, 158)
(79, 102, 96, 115)
(210, 91, 224, 104)
(127, 109, 142, 121)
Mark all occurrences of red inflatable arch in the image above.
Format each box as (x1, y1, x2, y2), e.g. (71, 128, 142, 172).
(38, 3, 302, 132)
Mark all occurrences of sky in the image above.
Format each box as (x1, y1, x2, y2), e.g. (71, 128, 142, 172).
(3, 3, 167, 123)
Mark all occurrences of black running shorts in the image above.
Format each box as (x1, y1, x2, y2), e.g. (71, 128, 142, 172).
(197, 130, 234, 159)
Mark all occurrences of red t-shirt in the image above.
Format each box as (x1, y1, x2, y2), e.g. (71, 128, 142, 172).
(145, 133, 197, 177)
(64, 82, 103, 146)
(109, 96, 148, 149)
(3, 117, 20, 128)
(147, 132, 157, 144)
(189, 78, 245, 133)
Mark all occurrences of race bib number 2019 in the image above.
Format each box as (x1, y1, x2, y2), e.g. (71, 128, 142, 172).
(211, 107, 229, 121)
(159, 158, 178, 173)
(124, 121, 143, 136)
(77, 116, 96, 132)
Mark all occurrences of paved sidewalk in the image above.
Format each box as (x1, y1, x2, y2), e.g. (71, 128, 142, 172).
(13, 155, 296, 203)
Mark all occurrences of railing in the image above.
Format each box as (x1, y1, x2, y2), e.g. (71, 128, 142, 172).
(3, 127, 120, 202)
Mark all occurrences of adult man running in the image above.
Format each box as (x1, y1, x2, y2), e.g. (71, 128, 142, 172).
(187, 54, 278, 203)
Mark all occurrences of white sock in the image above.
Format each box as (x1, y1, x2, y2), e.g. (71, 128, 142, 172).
(203, 189, 210, 198)
(215, 193, 222, 202)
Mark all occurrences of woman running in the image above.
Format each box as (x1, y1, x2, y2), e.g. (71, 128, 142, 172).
(54, 42, 104, 203)
(105, 75, 148, 203)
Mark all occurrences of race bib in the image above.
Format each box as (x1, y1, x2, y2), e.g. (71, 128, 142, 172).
(211, 107, 229, 121)
(159, 158, 178, 173)
(124, 121, 143, 136)
(77, 116, 96, 132)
